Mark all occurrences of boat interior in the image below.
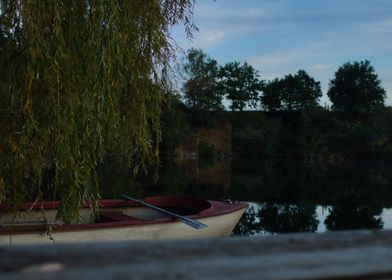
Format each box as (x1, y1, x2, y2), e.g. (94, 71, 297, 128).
(0, 197, 212, 231)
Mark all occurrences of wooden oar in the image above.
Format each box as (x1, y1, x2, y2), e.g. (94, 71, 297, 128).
(121, 195, 207, 229)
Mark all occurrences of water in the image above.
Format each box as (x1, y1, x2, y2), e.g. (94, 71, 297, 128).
(233, 203, 392, 236)
(99, 157, 392, 236)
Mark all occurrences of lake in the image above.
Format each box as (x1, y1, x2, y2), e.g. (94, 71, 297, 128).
(98, 157, 392, 236)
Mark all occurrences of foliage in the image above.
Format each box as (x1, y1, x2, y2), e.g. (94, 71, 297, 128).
(262, 70, 322, 111)
(198, 141, 216, 167)
(227, 108, 392, 165)
(182, 48, 222, 111)
(302, 111, 392, 162)
(259, 79, 282, 112)
(160, 92, 191, 155)
(220, 61, 263, 111)
(0, 0, 196, 222)
(229, 111, 312, 160)
(327, 60, 386, 113)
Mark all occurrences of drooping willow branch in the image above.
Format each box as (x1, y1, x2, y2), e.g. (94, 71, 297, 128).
(0, 0, 196, 222)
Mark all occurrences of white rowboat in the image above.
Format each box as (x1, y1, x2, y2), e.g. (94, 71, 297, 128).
(0, 196, 248, 245)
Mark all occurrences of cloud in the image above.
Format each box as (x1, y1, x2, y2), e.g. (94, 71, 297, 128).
(250, 51, 312, 68)
(381, 18, 392, 26)
(192, 1, 290, 37)
(310, 64, 333, 71)
(173, 1, 267, 50)
(249, 51, 320, 81)
(381, 81, 392, 105)
(193, 30, 227, 48)
(195, 3, 268, 21)
(261, 71, 287, 81)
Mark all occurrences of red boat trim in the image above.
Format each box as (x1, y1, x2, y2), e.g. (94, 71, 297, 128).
(0, 197, 248, 234)
(64, 200, 247, 231)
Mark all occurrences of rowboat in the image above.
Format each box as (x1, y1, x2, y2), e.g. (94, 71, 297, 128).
(0, 196, 247, 245)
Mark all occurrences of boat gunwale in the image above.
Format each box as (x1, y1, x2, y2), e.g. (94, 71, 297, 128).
(0, 197, 248, 234)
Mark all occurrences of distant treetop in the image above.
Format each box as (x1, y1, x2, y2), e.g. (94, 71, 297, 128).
(327, 60, 386, 113)
(262, 70, 322, 112)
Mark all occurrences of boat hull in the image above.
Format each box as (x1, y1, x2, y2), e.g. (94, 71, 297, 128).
(0, 197, 247, 245)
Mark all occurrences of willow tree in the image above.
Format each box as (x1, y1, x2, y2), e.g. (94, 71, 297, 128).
(0, 0, 196, 222)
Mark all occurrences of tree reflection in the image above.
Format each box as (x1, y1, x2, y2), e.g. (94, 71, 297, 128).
(234, 203, 320, 236)
(233, 204, 263, 236)
(259, 203, 319, 233)
(325, 206, 383, 230)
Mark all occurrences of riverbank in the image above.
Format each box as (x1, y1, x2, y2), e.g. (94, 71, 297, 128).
(1, 230, 392, 279)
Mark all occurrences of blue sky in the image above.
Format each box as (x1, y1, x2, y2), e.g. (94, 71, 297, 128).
(171, 0, 392, 106)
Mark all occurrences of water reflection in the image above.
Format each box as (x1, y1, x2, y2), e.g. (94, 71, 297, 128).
(260, 204, 319, 233)
(233, 203, 318, 236)
(325, 206, 383, 230)
(233, 203, 386, 236)
(98, 157, 392, 235)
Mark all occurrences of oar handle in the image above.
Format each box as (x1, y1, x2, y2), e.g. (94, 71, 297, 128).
(122, 195, 207, 230)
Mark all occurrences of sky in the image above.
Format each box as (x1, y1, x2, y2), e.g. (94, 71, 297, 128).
(170, 0, 392, 106)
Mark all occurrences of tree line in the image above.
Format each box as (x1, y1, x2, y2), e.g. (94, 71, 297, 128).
(159, 48, 391, 163)
(181, 48, 386, 113)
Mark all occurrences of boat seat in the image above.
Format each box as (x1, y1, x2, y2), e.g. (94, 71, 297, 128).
(98, 211, 142, 223)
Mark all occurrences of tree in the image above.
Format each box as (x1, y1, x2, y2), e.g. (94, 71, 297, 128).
(0, 0, 196, 222)
(327, 60, 386, 113)
(182, 48, 222, 111)
(220, 61, 263, 111)
(262, 70, 322, 111)
(260, 78, 283, 112)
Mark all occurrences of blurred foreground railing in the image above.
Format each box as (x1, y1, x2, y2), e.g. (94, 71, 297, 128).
(1, 230, 392, 279)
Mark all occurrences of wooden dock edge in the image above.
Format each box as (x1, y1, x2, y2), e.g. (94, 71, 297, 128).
(1, 230, 392, 279)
